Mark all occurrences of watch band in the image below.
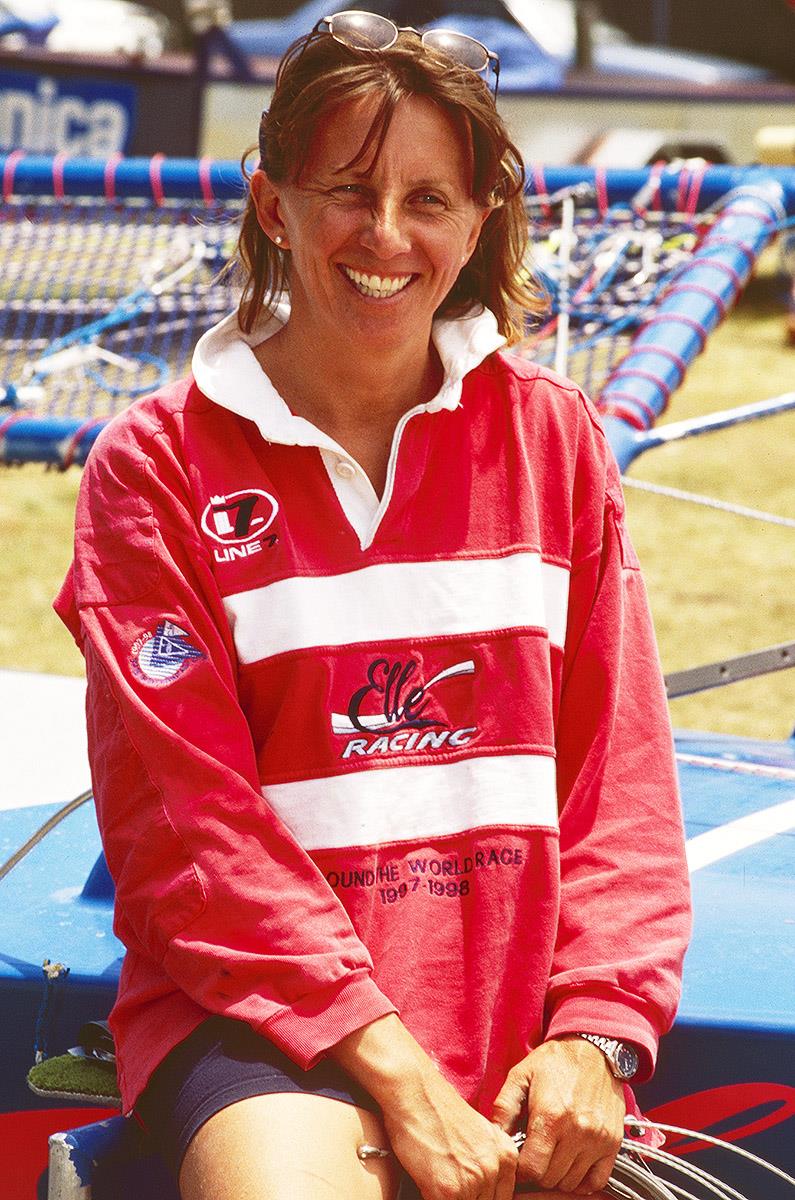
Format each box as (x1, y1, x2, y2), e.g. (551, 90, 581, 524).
(577, 1033, 640, 1080)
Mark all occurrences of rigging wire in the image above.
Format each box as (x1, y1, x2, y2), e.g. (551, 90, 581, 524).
(0, 789, 93, 884)
(622, 475, 795, 529)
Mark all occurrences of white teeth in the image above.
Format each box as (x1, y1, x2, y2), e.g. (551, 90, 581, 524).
(342, 267, 412, 298)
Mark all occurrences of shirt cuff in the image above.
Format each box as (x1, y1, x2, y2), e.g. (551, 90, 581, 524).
(544, 993, 659, 1082)
(258, 970, 398, 1071)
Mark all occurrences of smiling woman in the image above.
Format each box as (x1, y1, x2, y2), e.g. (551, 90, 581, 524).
(232, 18, 540, 495)
(237, 15, 536, 341)
(247, 94, 498, 491)
(53, 12, 691, 1200)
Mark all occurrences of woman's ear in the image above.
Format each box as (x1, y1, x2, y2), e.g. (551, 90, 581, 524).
(250, 169, 290, 250)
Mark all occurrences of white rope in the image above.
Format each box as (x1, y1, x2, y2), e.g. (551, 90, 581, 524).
(645, 1178, 723, 1200)
(627, 1118, 795, 1190)
(609, 1153, 681, 1199)
(622, 475, 795, 529)
(382, 1117, 795, 1198)
(508, 1121, 795, 1197)
(634, 1143, 751, 1200)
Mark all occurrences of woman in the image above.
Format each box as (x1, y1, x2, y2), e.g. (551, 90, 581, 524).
(55, 12, 691, 1200)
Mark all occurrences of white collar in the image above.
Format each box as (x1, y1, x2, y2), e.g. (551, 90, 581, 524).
(191, 299, 506, 449)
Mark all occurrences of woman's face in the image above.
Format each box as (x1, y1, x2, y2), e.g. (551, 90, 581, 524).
(254, 94, 490, 350)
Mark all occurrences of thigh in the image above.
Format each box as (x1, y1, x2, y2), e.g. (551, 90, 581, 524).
(179, 1091, 401, 1200)
(136, 1016, 387, 1183)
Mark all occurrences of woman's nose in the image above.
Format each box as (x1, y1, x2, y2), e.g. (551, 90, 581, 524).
(358, 200, 412, 258)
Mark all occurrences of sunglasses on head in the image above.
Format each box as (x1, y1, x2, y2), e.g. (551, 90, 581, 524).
(314, 9, 500, 95)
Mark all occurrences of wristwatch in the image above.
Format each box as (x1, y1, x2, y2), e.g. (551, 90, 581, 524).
(577, 1033, 640, 1080)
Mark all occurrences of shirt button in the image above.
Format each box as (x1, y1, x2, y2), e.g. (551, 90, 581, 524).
(335, 459, 356, 480)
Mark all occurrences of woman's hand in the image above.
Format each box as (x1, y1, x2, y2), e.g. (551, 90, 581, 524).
(491, 1036, 626, 1195)
(382, 1064, 518, 1200)
(331, 1014, 518, 1200)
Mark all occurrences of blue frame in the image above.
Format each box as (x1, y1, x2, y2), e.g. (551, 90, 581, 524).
(1, 158, 793, 469)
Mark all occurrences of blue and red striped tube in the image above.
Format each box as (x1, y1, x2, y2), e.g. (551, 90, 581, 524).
(596, 176, 785, 470)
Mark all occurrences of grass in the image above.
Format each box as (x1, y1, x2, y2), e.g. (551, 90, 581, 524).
(1, 267, 793, 741)
(622, 267, 795, 741)
(0, 466, 83, 676)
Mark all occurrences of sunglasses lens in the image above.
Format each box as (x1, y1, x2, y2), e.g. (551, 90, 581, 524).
(327, 10, 397, 50)
(321, 12, 498, 92)
(422, 29, 489, 72)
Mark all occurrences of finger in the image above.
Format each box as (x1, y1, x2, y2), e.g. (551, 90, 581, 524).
(475, 1169, 514, 1200)
(573, 1153, 618, 1195)
(554, 1150, 594, 1192)
(494, 1139, 519, 1200)
(537, 1138, 579, 1190)
(547, 1110, 623, 1191)
(491, 1067, 528, 1131)
(470, 1139, 516, 1200)
(516, 1119, 556, 1185)
(494, 1172, 516, 1200)
(557, 1128, 621, 1193)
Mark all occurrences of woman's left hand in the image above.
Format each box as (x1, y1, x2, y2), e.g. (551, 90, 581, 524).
(491, 1036, 626, 1194)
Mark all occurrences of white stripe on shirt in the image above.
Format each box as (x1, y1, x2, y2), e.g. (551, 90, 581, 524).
(263, 753, 558, 850)
(225, 555, 570, 665)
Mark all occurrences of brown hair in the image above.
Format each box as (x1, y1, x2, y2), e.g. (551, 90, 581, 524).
(235, 27, 545, 344)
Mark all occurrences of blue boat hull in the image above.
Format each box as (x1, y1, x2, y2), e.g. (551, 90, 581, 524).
(1, 727, 793, 1196)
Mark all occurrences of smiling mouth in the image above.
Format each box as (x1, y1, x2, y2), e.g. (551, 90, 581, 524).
(340, 266, 415, 299)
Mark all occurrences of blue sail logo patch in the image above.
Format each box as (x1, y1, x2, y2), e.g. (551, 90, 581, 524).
(131, 620, 205, 686)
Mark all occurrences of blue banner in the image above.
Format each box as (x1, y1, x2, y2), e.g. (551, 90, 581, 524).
(0, 70, 136, 155)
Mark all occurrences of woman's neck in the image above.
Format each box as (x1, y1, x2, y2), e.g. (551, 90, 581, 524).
(254, 317, 443, 434)
(252, 317, 444, 498)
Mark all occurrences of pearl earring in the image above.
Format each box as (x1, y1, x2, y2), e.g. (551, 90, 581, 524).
(274, 235, 283, 245)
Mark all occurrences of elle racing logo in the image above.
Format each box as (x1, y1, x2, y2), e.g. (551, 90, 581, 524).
(201, 489, 279, 563)
(333, 657, 477, 759)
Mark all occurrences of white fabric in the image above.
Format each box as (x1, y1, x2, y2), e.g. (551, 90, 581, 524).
(224, 555, 571, 665)
(192, 302, 506, 548)
(264, 753, 559, 850)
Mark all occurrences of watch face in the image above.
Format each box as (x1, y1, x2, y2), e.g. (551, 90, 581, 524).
(615, 1043, 639, 1079)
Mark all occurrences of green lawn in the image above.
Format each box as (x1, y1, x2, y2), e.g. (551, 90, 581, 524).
(623, 270, 795, 741)
(1, 271, 793, 740)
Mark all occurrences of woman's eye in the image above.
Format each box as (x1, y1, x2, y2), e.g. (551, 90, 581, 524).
(415, 193, 445, 207)
(333, 184, 366, 198)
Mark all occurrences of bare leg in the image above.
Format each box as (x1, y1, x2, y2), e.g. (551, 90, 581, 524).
(179, 1091, 400, 1200)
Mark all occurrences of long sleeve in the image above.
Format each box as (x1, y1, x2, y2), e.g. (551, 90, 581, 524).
(56, 408, 396, 1074)
(543, 459, 691, 1081)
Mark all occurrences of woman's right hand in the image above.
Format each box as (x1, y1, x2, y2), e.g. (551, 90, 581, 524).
(382, 1061, 518, 1200)
(330, 1014, 518, 1200)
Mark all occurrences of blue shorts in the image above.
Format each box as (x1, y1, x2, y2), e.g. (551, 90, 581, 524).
(134, 1015, 386, 1182)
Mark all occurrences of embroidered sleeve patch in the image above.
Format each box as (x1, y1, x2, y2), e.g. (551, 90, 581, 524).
(130, 620, 205, 686)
